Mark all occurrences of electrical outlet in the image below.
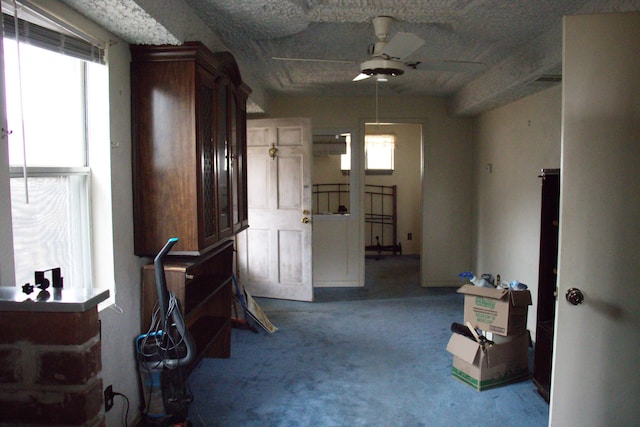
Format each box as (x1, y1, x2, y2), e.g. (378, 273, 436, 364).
(104, 385, 114, 412)
(407, 233, 412, 240)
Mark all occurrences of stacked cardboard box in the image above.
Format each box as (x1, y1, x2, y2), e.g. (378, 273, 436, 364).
(446, 285, 532, 391)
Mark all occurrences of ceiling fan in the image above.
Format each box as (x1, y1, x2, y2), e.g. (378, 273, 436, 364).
(352, 16, 424, 81)
(272, 16, 486, 83)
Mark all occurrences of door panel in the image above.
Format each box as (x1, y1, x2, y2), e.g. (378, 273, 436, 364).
(551, 13, 640, 426)
(238, 118, 313, 301)
(278, 229, 303, 283)
(278, 155, 303, 209)
(278, 126, 304, 146)
(247, 152, 269, 209)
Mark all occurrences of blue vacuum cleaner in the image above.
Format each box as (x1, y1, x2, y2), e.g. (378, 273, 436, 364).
(136, 237, 196, 426)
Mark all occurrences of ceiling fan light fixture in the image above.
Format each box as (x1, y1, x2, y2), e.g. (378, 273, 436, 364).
(360, 58, 406, 78)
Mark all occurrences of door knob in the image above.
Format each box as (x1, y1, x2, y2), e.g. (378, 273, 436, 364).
(301, 217, 310, 224)
(268, 143, 278, 159)
(565, 288, 585, 305)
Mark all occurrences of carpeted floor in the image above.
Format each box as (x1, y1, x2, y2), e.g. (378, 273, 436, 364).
(188, 256, 549, 427)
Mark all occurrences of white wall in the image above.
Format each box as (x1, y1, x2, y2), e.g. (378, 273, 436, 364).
(99, 36, 144, 427)
(258, 96, 474, 287)
(421, 106, 474, 286)
(472, 84, 562, 336)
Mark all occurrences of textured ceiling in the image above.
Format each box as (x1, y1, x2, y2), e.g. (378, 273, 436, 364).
(60, 0, 640, 115)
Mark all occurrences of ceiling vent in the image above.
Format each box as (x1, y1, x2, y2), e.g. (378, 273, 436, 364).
(530, 74, 562, 87)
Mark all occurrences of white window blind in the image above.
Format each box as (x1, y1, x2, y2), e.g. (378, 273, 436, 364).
(2, 5, 105, 64)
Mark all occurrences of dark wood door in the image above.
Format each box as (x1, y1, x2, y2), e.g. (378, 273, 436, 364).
(533, 168, 560, 402)
(131, 58, 200, 256)
(197, 65, 218, 248)
(215, 78, 232, 239)
(236, 95, 249, 231)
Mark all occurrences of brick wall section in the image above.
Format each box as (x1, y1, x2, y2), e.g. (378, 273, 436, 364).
(0, 348, 21, 383)
(0, 309, 98, 345)
(0, 377, 105, 426)
(38, 339, 102, 385)
(0, 308, 105, 426)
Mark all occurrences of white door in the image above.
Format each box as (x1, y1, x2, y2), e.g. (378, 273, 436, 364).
(237, 118, 313, 301)
(550, 13, 640, 426)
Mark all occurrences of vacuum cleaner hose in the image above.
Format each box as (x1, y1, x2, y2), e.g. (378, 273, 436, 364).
(154, 237, 196, 369)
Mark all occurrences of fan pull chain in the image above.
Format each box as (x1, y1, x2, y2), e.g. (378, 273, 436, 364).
(375, 79, 380, 129)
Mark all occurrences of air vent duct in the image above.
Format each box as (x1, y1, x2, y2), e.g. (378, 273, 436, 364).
(530, 74, 562, 87)
(313, 134, 347, 156)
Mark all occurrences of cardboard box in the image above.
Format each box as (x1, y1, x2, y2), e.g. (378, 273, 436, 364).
(446, 332, 529, 391)
(490, 330, 531, 345)
(457, 285, 531, 336)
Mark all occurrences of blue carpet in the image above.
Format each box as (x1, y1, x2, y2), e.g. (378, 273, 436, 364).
(188, 256, 549, 427)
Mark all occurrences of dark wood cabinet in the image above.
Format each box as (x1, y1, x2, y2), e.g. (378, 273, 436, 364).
(533, 168, 560, 402)
(132, 43, 250, 364)
(141, 240, 234, 366)
(131, 42, 251, 257)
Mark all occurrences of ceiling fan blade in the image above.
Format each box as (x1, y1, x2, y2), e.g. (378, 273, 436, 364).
(272, 57, 356, 64)
(382, 32, 425, 60)
(353, 73, 372, 82)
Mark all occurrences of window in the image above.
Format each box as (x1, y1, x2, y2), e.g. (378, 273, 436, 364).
(2, 5, 112, 303)
(364, 134, 395, 172)
(314, 132, 352, 215)
(341, 134, 395, 174)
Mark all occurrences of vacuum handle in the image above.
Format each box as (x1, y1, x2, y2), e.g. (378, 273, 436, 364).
(154, 238, 178, 320)
(155, 237, 178, 263)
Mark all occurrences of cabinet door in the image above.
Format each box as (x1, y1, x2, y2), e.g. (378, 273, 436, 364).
(215, 78, 232, 238)
(230, 89, 249, 232)
(197, 66, 218, 247)
(239, 103, 249, 228)
(132, 58, 200, 256)
(230, 89, 239, 229)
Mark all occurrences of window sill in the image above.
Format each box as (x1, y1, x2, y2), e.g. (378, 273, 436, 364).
(341, 169, 394, 176)
(0, 286, 109, 312)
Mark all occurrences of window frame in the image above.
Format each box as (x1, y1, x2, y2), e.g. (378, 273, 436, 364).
(0, 1, 114, 308)
(341, 133, 396, 175)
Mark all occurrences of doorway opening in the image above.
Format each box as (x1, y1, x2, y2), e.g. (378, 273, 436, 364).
(311, 129, 360, 288)
(363, 122, 423, 290)
(310, 121, 424, 292)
